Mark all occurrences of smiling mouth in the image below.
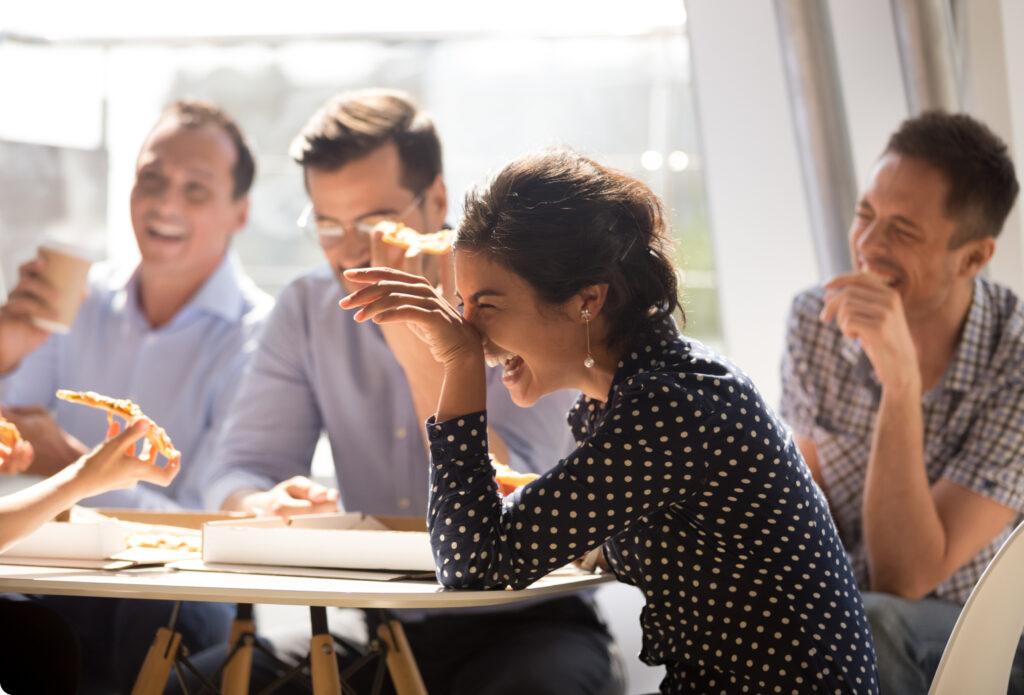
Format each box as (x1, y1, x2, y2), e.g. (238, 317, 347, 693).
(147, 221, 187, 241)
(485, 351, 523, 379)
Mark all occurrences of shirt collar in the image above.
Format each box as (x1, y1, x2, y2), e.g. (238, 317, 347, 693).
(837, 276, 990, 393)
(944, 276, 991, 393)
(121, 251, 251, 326)
(608, 317, 682, 394)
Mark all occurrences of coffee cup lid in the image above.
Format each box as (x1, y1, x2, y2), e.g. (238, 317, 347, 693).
(38, 240, 105, 262)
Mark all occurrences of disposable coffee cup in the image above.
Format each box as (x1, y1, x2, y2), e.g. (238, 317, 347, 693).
(31, 241, 101, 334)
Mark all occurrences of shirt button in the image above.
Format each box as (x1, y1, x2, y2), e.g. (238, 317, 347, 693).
(395, 427, 407, 440)
(398, 497, 411, 509)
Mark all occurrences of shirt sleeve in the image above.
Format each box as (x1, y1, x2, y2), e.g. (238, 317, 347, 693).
(82, 480, 186, 511)
(779, 291, 820, 439)
(942, 377, 1024, 511)
(425, 376, 721, 590)
(201, 286, 323, 510)
(0, 333, 61, 408)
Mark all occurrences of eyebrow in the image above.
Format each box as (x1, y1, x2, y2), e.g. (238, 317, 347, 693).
(453, 289, 504, 302)
(354, 206, 401, 222)
(859, 200, 922, 231)
(892, 215, 922, 231)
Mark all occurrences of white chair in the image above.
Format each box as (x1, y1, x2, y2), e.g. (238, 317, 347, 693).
(929, 520, 1024, 695)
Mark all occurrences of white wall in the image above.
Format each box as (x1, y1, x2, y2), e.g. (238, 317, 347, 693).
(685, 0, 820, 409)
(687, 0, 1024, 410)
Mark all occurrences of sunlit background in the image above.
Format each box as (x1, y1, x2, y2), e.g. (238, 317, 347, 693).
(0, 0, 723, 352)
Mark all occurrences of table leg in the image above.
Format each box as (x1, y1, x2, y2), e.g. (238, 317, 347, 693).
(130, 626, 182, 695)
(376, 620, 428, 695)
(309, 606, 342, 695)
(221, 603, 255, 695)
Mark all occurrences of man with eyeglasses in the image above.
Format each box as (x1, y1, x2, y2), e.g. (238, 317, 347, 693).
(187, 89, 623, 695)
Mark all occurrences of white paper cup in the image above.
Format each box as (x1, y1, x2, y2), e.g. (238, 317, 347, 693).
(31, 241, 101, 334)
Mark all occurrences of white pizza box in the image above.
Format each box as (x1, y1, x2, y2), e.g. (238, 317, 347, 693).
(202, 512, 435, 572)
(0, 508, 247, 565)
(2, 517, 125, 560)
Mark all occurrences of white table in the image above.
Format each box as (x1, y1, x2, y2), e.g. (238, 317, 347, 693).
(0, 562, 612, 694)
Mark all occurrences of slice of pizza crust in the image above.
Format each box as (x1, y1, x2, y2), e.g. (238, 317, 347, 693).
(55, 390, 179, 459)
(0, 417, 22, 449)
(378, 221, 455, 255)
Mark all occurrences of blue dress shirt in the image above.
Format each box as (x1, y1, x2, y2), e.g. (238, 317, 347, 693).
(0, 252, 273, 510)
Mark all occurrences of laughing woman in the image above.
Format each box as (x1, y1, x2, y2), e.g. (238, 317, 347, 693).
(342, 148, 879, 695)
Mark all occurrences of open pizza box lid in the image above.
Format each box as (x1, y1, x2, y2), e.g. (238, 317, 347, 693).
(201, 511, 435, 573)
(0, 507, 247, 569)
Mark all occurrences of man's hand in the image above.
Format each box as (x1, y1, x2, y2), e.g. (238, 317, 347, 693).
(821, 272, 919, 393)
(238, 476, 340, 518)
(2, 405, 88, 477)
(0, 257, 61, 374)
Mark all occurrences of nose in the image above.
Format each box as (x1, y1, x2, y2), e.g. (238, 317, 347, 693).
(853, 218, 886, 254)
(150, 186, 184, 217)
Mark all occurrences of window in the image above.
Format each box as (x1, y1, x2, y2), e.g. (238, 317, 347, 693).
(0, 2, 720, 345)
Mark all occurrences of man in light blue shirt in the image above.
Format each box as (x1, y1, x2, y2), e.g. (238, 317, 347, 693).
(0, 101, 272, 512)
(186, 89, 623, 695)
(0, 99, 272, 692)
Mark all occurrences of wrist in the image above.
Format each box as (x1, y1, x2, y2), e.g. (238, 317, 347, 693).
(880, 370, 921, 401)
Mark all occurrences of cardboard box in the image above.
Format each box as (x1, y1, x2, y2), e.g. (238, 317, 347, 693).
(202, 512, 435, 572)
(0, 508, 247, 567)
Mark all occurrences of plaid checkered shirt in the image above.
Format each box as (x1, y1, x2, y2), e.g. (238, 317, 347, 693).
(780, 276, 1024, 603)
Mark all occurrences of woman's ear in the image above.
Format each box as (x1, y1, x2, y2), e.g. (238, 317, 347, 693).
(576, 283, 609, 321)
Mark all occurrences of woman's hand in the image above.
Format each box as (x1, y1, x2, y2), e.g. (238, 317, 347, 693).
(340, 267, 482, 367)
(71, 419, 180, 496)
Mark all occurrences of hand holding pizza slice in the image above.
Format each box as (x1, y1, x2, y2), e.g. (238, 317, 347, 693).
(55, 390, 179, 460)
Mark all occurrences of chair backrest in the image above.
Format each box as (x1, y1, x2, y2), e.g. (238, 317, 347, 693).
(928, 520, 1024, 695)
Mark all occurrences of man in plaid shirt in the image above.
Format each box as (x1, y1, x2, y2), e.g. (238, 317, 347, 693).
(781, 111, 1023, 694)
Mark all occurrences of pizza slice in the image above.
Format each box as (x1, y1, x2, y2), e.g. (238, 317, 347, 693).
(378, 221, 455, 255)
(55, 390, 179, 459)
(0, 416, 22, 449)
(492, 459, 539, 496)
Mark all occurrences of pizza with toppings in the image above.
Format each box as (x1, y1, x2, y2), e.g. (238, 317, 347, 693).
(378, 221, 455, 255)
(55, 389, 179, 459)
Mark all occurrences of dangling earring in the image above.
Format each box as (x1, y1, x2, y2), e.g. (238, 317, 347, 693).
(581, 309, 595, 368)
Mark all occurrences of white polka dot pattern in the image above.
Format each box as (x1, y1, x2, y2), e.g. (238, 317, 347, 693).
(426, 319, 879, 694)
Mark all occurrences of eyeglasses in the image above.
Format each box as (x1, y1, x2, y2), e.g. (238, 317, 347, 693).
(297, 192, 426, 248)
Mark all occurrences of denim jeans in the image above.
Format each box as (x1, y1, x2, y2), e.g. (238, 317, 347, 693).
(864, 591, 1024, 695)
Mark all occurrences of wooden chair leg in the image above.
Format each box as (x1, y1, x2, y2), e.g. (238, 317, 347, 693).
(130, 626, 182, 695)
(376, 620, 428, 695)
(309, 606, 341, 695)
(221, 603, 255, 695)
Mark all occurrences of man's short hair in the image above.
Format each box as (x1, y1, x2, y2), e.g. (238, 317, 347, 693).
(289, 88, 443, 195)
(885, 111, 1019, 245)
(156, 99, 256, 200)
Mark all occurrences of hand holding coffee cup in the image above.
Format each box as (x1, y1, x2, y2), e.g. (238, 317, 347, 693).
(31, 241, 98, 334)
(0, 241, 99, 374)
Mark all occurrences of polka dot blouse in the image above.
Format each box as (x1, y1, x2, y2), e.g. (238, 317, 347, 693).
(426, 318, 879, 694)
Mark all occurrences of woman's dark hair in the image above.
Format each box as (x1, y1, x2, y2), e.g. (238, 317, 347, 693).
(457, 148, 681, 347)
(885, 111, 1019, 245)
